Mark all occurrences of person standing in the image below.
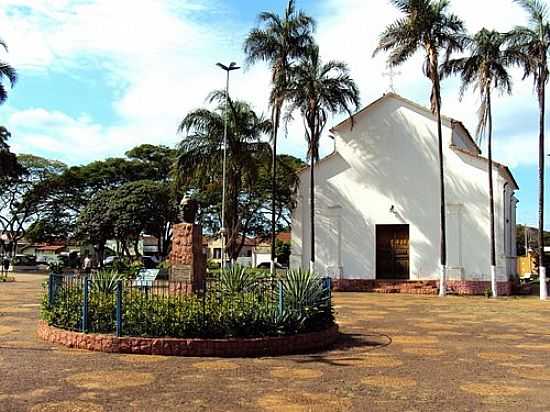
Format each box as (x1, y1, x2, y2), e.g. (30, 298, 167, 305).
(83, 254, 92, 275)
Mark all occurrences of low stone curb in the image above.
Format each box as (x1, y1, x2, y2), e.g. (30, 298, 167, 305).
(37, 321, 339, 357)
(333, 279, 513, 295)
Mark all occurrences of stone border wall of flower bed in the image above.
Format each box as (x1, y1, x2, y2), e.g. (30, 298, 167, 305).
(37, 321, 339, 357)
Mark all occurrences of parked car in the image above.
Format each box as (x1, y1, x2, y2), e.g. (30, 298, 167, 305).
(102, 255, 118, 266)
(256, 261, 286, 270)
(103, 255, 158, 269)
(9, 255, 39, 272)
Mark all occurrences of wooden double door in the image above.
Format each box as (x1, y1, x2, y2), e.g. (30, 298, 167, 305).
(376, 225, 410, 280)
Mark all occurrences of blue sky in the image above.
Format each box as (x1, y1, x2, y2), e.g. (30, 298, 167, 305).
(0, 0, 548, 228)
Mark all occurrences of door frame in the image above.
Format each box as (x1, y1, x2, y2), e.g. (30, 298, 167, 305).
(375, 224, 410, 280)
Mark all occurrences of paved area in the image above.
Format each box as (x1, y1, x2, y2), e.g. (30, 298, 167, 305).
(1, 274, 550, 411)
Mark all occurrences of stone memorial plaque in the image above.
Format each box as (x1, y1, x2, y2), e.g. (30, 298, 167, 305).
(171, 263, 193, 283)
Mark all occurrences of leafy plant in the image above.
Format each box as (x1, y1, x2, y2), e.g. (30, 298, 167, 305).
(282, 269, 326, 310)
(90, 271, 125, 295)
(48, 260, 64, 275)
(219, 264, 258, 294)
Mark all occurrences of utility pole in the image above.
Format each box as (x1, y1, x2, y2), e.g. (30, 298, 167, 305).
(216, 62, 240, 270)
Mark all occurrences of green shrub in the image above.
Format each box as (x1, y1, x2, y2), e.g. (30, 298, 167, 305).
(41, 283, 83, 331)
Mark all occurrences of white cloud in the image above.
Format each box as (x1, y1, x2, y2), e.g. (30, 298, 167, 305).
(0, 0, 547, 171)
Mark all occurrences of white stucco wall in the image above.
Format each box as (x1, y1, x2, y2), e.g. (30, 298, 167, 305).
(290, 94, 517, 282)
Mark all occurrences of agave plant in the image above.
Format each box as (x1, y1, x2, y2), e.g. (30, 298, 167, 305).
(90, 271, 125, 295)
(282, 268, 327, 311)
(218, 265, 258, 294)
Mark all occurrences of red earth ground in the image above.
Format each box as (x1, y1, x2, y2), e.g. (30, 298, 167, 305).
(1, 273, 550, 411)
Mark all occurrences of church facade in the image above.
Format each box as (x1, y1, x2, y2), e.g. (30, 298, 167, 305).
(290, 93, 518, 294)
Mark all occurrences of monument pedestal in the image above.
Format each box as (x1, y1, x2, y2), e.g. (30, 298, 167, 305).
(169, 223, 206, 292)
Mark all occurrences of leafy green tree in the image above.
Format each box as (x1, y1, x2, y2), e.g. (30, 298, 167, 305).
(110, 180, 176, 256)
(244, 0, 315, 271)
(374, 0, 466, 296)
(193, 154, 303, 257)
(287, 44, 360, 270)
(26, 210, 74, 244)
(0, 154, 67, 254)
(177, 91, 271, 260)
(33, 144, 178, 242)
(125, 144, 177, 181)
(508, 0, 550, 299)
(76, 180, 176, 261)
(76, 191, 114, 264)
(442, 29, 513, 297)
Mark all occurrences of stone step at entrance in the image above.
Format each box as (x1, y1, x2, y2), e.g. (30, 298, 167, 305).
(372, 280, 439, 295)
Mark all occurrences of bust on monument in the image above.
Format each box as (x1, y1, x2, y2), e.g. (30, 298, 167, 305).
(178, 196, 199, 224)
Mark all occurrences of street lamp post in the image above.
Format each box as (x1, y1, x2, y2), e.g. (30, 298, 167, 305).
(216, 62, 240, 270)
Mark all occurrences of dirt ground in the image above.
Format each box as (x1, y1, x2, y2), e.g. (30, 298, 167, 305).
(1, 274, 550, 412)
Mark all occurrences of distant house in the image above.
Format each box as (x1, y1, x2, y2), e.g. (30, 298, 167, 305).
(20, 243, 66, 258)
(253, 232, 291, 267)
(35, 245, 66, 258)
(105, 235, 160, 257)
(204, 232, 291, 267)
(205, 236, 256, 267)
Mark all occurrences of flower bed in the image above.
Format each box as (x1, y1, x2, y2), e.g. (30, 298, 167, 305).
(40, 268, 336, 352)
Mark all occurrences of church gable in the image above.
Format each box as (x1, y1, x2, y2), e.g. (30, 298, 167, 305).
(332, 94, 447, 178)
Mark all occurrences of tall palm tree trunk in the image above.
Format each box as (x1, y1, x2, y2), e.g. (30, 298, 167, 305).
(487, 90, 498, 298)
(538, 79, 547, 300)
(434, 82, 448, 297)
(309, 135, 315, 273)
(271, 105, 281, 277)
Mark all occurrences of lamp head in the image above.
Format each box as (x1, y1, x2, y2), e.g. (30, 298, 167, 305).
(216, 62, 240, 71)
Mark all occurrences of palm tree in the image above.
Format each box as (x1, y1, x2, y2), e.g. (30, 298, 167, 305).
(442, 29, 513, 298)
(373, 0, 466, 296)
(0, 38, 16, 105)
(508, 0, 550, 300)
(243, 0, 315, 274)
(286, 45, 360, 272)
(177, 91, 271, 259)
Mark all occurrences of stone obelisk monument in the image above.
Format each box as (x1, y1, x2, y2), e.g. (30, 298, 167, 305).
(169, 197, 206, 292)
